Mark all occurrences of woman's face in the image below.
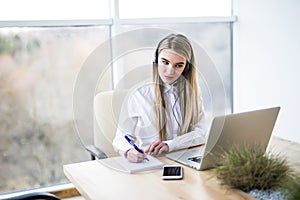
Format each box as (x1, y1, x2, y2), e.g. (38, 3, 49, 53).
(157, 49, 187, 85)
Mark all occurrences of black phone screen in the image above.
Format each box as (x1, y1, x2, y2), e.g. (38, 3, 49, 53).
(163, 166, 181, 176)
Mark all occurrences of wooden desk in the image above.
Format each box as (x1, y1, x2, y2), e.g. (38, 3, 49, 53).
(64, 156, 254, 200)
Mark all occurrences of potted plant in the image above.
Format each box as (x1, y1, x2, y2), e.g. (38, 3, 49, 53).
(212, 145, 300, 200)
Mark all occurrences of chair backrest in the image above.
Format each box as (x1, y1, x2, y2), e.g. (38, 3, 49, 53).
(93, 90, 128, 157)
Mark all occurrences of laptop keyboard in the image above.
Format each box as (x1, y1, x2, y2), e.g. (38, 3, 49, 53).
(188, 156, 202, 163)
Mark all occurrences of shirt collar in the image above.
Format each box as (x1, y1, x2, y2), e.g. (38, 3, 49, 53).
(163, 81, 179, 94)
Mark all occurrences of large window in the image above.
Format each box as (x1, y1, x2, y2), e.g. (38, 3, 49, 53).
(110, 23, 232, 121)
(0, 26, 110, 193)
(0, 0, 234, 195)
(0, 0, 110, 20)
(119, 0, 232, 18)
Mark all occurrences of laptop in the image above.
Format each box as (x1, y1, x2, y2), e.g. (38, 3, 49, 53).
(166, 107, 280, 170)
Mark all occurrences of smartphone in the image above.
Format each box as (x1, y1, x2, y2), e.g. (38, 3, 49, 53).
(161, 165, 183, 180)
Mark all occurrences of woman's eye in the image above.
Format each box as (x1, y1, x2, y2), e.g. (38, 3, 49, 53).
(162, 60, 169, 65)
(175, 64, 184, 68)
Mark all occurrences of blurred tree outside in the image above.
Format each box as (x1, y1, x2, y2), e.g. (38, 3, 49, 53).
(0, 27, 103, 193)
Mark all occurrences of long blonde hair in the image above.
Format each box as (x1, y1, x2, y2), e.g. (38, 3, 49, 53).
(153, 33, 201, 141)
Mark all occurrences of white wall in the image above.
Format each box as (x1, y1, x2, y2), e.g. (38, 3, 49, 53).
(233, 0, 300, 142)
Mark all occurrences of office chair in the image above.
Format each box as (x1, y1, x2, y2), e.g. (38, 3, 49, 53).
(86, 90, 128, 160)
(7, 192, 60, 200)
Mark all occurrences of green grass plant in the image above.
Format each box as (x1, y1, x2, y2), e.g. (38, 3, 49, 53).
(282, 175, 300, 200)
(213, 145, 294, 192)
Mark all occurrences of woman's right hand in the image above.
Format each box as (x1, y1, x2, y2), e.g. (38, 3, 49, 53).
(125, 148, 147, 163)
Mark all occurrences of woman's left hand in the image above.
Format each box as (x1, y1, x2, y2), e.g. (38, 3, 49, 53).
(145, 141, 169, 156)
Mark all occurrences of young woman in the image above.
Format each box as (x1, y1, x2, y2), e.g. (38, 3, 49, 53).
(112, 33, 207, 162)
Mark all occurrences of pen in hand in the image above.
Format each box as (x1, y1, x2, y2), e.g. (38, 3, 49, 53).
(124, 135, 149, 161)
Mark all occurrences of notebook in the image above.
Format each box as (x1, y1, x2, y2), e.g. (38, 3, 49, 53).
(98, 155, 164, 173)
(166, 107, 280, 171)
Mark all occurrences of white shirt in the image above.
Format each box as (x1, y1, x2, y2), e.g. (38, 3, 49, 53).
(112, 82, 207, 155)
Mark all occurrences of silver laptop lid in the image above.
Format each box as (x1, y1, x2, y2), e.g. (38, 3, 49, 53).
(166, 107, 280, 171)
(200, 106, 280, 170)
